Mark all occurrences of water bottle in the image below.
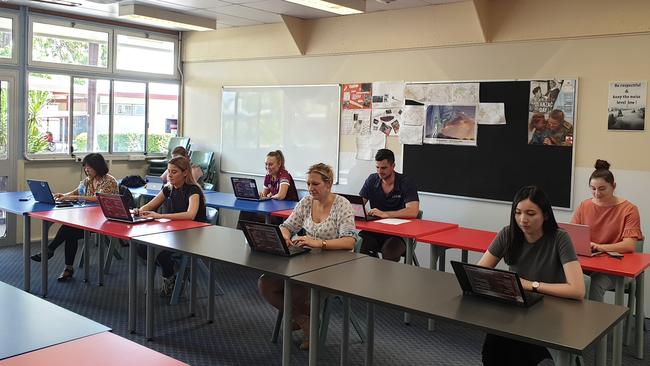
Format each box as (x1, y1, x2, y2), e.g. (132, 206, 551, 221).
(78, 181, 86, 206)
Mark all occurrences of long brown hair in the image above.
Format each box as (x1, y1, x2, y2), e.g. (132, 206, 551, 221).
(168, 156, 202, 190)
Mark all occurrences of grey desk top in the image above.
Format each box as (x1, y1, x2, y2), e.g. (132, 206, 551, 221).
(0, 281, 110, 360)
(134, 225, 366, 278)
(291, 257, 628, 354)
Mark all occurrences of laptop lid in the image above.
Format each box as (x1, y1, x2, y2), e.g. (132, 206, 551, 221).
(451, 261, 541, 307)
(239, 220, 308, 256)
(96, 193, 133, 221)
(339, 193, 368, 220)
(558, 223, 592, 256)
(26, 179, 56, 204)
(231, 177, 261, 199)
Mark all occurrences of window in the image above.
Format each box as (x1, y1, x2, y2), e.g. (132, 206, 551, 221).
(113, 81, 145, 153)
(27, 73, 71, 155)
(31, 21, 108, 69)
(147, 83, 178, 154)
(0, 81, 7, 158)
(116, 34, 175, 75)
(72, 78, 110, 153)
(0, 17, 13, 60)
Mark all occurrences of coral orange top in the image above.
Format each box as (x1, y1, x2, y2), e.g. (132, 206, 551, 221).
(571, 199, 644, 245)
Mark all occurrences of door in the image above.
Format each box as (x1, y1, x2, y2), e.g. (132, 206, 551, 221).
(0, 71, 17, 246)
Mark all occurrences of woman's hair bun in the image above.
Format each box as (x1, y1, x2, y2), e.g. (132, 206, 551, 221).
(594, 159, 610, 170)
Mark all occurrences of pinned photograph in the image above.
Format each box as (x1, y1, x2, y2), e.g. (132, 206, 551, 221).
(607, 81, 646, 131)
(423, 105, 477, 146)
(527, 79, 576, 146)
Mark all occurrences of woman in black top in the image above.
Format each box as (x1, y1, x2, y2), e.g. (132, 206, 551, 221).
(135, 156, 206, 296)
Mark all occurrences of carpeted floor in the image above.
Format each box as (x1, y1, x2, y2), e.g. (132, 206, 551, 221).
(0, 242, 647, 365)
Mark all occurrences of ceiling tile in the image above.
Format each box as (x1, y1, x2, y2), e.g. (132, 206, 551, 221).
(245, 0, 336, 19)
(365, 0, 431, 12)
(157, 0, 230, 8)
(207, 4, 282, 23)
(192, 10, 263, 26)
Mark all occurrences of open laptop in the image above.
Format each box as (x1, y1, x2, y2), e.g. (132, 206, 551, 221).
(339, 193, 380, 221)
(96, 193, 154, 224)
(558, 223, 598, 257)
(239, 220, 310, 257)
(231, 177, 271, 201)
(451, 261, 543, 308)
(26, 179, 77, 206)
(144, 175, 163, 191)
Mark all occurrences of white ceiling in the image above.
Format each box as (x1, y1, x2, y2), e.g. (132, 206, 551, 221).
(2, 0, 466, 30)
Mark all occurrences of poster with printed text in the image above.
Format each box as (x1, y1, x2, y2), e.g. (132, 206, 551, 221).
(607, 81, 646, 131)
(527, 79, 576, 146)
(342, 83, 372, 110)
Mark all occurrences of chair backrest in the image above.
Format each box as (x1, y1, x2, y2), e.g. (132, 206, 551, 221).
(118, 185, 136, 209)
(635, 239, 644, 253)
(206, 207, 219, 225)
(166, 136, 191, 160)
(190, 150, 214, 172)
(353, 235, 363, 253)
(417, 210, 423, 219)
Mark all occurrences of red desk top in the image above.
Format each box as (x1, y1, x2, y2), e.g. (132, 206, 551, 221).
(28, 206, 209, 241)
(271, 209, 292, 219)
(0, 332, 188, 366)
(578, 252, 650, 278)
(417, 227, 497, 253)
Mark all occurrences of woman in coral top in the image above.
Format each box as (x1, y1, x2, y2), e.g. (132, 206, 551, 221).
(571, 159, 644, 301)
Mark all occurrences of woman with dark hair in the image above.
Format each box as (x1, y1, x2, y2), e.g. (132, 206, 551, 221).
(571, 159, 644, 301)
(30, 153, 118, 281)
(477, 186, 584, 366)
(135, 156, 206, 296)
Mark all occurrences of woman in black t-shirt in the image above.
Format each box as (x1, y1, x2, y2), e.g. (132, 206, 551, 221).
(135, 156, 206, 296)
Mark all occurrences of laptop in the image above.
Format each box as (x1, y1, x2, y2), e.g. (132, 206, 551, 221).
(231, 177, 271, 201)
(239, 220, 310, 257)
(451, 261, 543, 308)
(26, 179, 78, 206)
(96, 193, 154, 224)
(144, 175, 163, 191)
(558, 223, 598, 257)
(339, 193, 380, 221)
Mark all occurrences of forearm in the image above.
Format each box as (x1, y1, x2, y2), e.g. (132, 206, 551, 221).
(323, 236, 355, 250)
(596, 239, 636, 253)
(159, 212, 196, 220)
(534, 282, 584, 300)
(386, 206, 418, 219)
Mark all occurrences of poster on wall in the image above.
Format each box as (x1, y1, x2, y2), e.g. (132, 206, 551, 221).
(371, 81, 405, 108)
(607, 81, 646, 131)
(527, 79, 576, 146)
(372, 108, 402, 136)
(342, 83, 372, 110)
(341, 109, 371, 135)
(423, 105, 477, 146)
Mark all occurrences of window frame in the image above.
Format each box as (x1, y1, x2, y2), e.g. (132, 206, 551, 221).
(0, 10, 19, 65)
(114, 29, 179, 80)
(28, 15, 113, 74)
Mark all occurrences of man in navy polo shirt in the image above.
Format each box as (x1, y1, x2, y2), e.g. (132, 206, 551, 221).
(359, 149, 420, 261)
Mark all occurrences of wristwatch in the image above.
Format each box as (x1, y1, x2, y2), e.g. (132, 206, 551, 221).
(532, 281, 540, 292)
(321, 240, 327, 250)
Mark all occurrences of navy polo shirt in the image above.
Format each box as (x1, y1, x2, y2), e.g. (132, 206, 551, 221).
(359, 172, 419, 212)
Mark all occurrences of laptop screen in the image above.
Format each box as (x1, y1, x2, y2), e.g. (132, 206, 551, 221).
(463, 265, 524, 304)
(241, 222, 285, 254)
(232, 178, 259, 199)
(97, 194, 130, 220)
(26, 179, 56, 204)
(339, 194, 366, 219)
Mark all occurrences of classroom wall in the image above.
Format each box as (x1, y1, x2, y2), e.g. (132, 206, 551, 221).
(183, 0, 650, 311)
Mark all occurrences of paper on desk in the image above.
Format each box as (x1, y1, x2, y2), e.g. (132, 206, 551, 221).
(376, 218, 411, 225)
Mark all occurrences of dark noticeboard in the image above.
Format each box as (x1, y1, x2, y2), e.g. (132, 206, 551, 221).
(403, 81, 574, 208)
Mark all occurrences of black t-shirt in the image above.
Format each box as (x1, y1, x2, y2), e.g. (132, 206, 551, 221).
(359, 172, 419, 212)
(162, 183, 207, 223)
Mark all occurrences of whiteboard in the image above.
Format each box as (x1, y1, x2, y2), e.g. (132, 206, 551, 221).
(220, 85, 340, 181)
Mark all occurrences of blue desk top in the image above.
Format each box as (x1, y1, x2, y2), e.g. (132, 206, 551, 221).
(128, 186, 218, 199)
(204, 192, 298, 214)
(0, 281, 110, 360)
(0, 191, 94, 216)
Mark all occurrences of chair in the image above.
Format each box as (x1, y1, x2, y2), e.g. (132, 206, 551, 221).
(147, 136, 190, 175)
(202, 155, 219, 191)
(620, 240, 646, 345)
(169, 207, 221, 305)
(271, 236, 366, 349)
(189, 150, 214, 187)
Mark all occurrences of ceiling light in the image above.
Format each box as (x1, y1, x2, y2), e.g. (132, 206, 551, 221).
(285, 0, 365, 15)
(118, 3, 216, 32)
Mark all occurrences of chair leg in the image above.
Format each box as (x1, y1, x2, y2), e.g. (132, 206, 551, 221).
(625, 280, 636, 346)
(104, 237, 115, 274)
(318, 296, 332, 350)
(76, 240, 86, 268)
(335, 296, 365, 343)
(198, 258, 225, 296)
(170, 255, 189, 306)
(271, 310, 283, 343)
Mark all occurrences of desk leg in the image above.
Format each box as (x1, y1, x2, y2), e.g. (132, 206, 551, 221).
(40, 220, 49, 298)
(146, 245, 155, 341)
(366, 303, 374, 366)
(282, 279, 292, 366)
(438, 249, 446, 272)
(128, 240, 136, 334)
(208, 260, 215, 323)
(83, 231, 90, 283)
(341, 297, 350, 366)
(635, 271, 645, 359)
(403, 238, 414, 325)
(265, 214, 271, 224)
(23, 215, 31, 292)
(98, 234, 105, 286)
(309, 288, 320, 366)
(613, 276, 625, 366)
(596, 336, 607, 366)
(461, 249, 468, 263)
(428, 245, 439, 331)
(554, 350, 571, 366)
(190, 256, 197, 317)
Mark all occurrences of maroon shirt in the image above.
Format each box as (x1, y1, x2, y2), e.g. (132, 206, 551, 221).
(264, 168, 299, 201)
